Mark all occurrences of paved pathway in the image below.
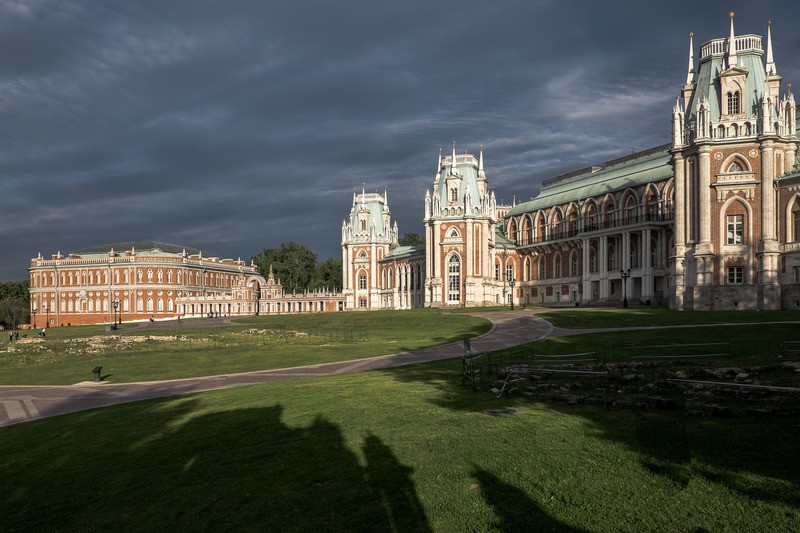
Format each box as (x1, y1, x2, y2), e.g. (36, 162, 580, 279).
(0, 311, 554, 427)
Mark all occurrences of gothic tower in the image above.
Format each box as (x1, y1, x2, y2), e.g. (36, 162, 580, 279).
(671, 14, 798, 310)
(341, 187, 398, 310)
(423, 142, 499, 306)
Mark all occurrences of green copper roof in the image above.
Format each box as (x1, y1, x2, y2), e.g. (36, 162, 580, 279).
(508, 145, 672, 217)
(688, 35, 768, 124)
(382, 244, 424, 261)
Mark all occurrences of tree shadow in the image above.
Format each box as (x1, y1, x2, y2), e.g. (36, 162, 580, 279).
(471, 467, 587, 532)
(363, 434, 431, 532)
(1, 397, 431, 532)
(382, 360, 800, 509)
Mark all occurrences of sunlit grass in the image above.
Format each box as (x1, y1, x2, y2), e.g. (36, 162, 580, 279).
(538, 306, 800, 328)
(0, 309, 490, 385)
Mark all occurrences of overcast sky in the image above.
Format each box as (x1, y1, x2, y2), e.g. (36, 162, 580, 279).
(2, 0, 799, 281)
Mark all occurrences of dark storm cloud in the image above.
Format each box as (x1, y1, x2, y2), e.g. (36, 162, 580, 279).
(2, 0, 799, 279)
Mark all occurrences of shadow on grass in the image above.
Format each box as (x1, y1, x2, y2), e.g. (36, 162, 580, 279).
(1, 397, 431, 532)
(472, 467, 587, 532)
(382, 360, 800, 509)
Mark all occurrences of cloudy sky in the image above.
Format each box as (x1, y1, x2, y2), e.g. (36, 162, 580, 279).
(2, 0, 799, 280)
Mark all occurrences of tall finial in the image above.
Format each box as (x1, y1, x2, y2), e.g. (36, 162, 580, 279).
(437, 147, 442, 170)
(727, 11, 737, 68)
(478, 144, 485, 178)
(766, 20, 777, 76)
(384, 185, 388, 208)
(450, 139, 457, 175)
(686, 32, 695, 85)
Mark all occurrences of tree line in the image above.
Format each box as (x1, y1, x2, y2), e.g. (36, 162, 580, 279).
(250, 242, 342, 293)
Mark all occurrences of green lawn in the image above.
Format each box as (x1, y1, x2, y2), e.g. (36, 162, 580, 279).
(0, 309, 490, 385)
(1, 359, 797, 531)
(537, 306, 800, 328)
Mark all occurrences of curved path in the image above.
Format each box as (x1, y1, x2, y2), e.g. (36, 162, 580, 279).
(0, 311, 554, 427)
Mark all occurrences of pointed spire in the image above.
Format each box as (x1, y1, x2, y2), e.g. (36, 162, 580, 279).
(384, 185, 388, 209)
(450, 140, 457, 175)
(686, 32, 695, 85)
(437, 147, 442, 171)
(478, 144, 485, 178)
(727, 11, 737, 68)
(766, 20, 777, 76)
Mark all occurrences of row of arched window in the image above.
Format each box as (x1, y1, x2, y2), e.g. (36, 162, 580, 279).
(33, 267, 240, 289)
(506, 185, 673, 247)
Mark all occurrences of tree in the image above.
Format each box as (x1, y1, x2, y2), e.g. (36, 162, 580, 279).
(315, 258, 342, 291)
(398, 232, 424, 247)
(251, 242, 320, 293)
(0, 280, 30, 328)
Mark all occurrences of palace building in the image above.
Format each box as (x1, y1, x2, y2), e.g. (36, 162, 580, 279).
(28, 242, 343, 327)
(342, 16, 800, 312)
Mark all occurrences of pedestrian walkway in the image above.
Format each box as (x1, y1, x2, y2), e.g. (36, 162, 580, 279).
(0, 311, 553, 427)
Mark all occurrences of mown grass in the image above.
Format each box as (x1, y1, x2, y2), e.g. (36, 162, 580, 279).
(537, 306, 800, 328)
(1, 360, 797, 532)
(0, 309, 490, 385)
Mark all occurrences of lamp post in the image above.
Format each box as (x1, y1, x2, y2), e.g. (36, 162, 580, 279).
(620, 268, 631, 308)
(508, 276, 516, 310)
(114, 299, 121, 326)
(44, 303, 49, 328)
(112, 300, 119, 330)
(32, 305, 37, 329)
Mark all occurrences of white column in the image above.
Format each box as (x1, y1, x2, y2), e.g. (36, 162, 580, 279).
(581, 238, 591, 302)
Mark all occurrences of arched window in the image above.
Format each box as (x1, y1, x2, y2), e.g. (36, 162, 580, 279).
(157, 270, 163, 283)
(147, 269, 153, 283)
(450, 188, 458, 202)
(727, 161, 744, 172)
(147, 298, 154, 312)
(447, 255, 461, 303)
(793, 203, 800, 243)
(727, 91, 740, 115)
(358, 272, 367, 290)
(726, 214, 744, 244)
(554, 256, 562, 278)
(137, 298, 144, 311)
(506, 263, 514, 283)
(538, 257, 546, 279)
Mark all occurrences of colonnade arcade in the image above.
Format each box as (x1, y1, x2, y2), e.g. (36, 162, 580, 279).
(503, 174, 675, 306)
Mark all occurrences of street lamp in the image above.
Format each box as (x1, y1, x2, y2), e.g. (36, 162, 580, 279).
(620, 268, 631, 308)
(112, 300, 120, 330)
(508, 276, 516, 310)
(114, 299, 121, 326)
(32, 305, 37, 329)
(44, 303, 49, 328)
